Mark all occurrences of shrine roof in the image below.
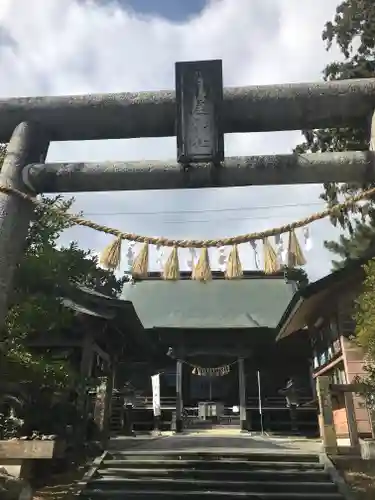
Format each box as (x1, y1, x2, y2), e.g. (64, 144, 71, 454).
(276, 257, 366, 341)
(60, 283, 136, 320)
(120, 272, 295, 330)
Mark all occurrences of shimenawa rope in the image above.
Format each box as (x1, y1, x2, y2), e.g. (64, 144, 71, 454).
(0, 182, 373, 249)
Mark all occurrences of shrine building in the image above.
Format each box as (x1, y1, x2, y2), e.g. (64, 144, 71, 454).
(277, 259, 374, 440)
(111, 270, 318, 435)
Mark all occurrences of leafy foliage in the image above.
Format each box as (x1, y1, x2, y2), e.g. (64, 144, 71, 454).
(284, 266, 309, 289)
(0, 144, 125, 391)
(325, 209, 375, 269)
(354, 259, 375, 407)
(296, 3, 375, 396)
(296, 0, 375, 264)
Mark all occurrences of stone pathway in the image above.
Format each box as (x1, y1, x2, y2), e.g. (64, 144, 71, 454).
(108, 429, 323, 455)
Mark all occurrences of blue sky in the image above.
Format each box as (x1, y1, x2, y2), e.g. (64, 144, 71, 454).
(115, 0, 207, 21)
(0, 0, 345, 282)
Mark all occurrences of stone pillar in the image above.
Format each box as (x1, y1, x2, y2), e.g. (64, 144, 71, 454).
(316, 376, 337, 454)
(175, 359, 183, 433)
(344, 391, 360, 452)
(93, 377, 107, 437)
(0, 122, 49, 328)
(238, 358, 247, 432)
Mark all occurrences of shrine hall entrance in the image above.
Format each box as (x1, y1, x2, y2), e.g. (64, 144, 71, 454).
(111, 356, 318, 436)
(181, 361, 317, 434)
(184, 356, 242, 430)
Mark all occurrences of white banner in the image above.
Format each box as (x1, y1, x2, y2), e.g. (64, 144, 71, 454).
(151, 373, 161, 416)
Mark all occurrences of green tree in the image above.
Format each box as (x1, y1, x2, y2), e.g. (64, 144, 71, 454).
(354, 258, 375, 407)
(284, 266, 309, 289)
(323, 208, 375, 270)
(298, 3, 375, 397)
(0, 144, 125, 388)
(296, 0, 375, 264)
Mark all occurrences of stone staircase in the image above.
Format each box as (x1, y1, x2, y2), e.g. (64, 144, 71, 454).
(79, 450, 345, 499)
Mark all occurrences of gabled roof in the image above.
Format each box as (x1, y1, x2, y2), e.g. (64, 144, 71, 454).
(59, 282, 135, 320)
(276, 258, 366, 341)
(120, 273, 295, 330)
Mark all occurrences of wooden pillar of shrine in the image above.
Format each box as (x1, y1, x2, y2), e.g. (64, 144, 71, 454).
(175, 359, 183, 433)
(80, 333, 94, 404)
(238, 357, 247, 432)
(76, 332, 94, 443)
(94, 358, 116, 445)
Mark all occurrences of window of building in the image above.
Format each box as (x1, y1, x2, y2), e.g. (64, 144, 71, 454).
(329, 315, 340, 342)
(311, 314, 343, 371)
(331, 364, 346, 385)
(338, 295, 356, 337)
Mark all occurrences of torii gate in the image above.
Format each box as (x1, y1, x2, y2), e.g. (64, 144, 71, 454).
(1, 58, 375, 324)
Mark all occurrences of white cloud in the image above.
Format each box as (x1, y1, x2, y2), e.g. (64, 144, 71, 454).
(0, 0, 344, 281)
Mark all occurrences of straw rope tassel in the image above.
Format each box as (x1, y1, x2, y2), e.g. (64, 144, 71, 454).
(192, 247, 212, 282)
(225, 245, 243, 279)
(132, 242, 149, 278)
(163, 246, 180, 281)
(288, 230, 306, 267)
(99, 237, 122, 270)
(4, 182, 375, 253)
(263, 237, 278, 274)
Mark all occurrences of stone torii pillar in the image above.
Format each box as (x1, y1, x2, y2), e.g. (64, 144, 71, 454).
(0, 122, 49, 328)
(316, 376, 338, 455)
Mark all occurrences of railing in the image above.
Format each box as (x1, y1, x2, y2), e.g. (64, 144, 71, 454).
(109, 393, 318, 434)
(136, 395, 317, 411)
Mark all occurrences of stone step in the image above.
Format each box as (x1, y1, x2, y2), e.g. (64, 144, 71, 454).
(99, 467, 330, 481)
(108, 451, 321, 463)
(80, 489, 344, 499)
(88, 476, 338, 493)
(102, 459, 325, 471)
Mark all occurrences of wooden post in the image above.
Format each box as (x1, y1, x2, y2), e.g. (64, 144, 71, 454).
(79, 333, 94, 392)
(77, 332, 94, 441)
(344, 391, 360, 451)
(175, 359, 183, 433)
(316, 376, 338, 454)
(0, 122, 49, 328)
(96, 359, 116, 445)
(238, 358, 247, 432)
